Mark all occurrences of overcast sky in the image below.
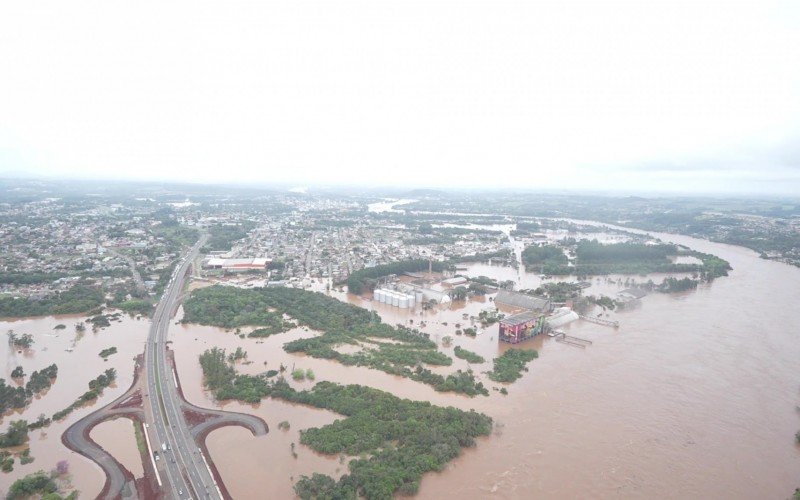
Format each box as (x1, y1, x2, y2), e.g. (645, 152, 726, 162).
(1, 1, 799, 195)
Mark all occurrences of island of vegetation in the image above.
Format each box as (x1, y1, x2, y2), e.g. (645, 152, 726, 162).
(186, 286, 491, 396)
(98, 346, 118, 359)
(488, 349, 538, 383)
(523, 240, 731, 282)
(197, 349, 492, 500)
(453, 346, 485, 364)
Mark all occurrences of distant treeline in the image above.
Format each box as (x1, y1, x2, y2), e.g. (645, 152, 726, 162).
(523, 241, 731, 280)
(0, 285, 104, 318)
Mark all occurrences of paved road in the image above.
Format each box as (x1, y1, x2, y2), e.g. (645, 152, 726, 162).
(143, 235, 219, 500)
(105, 246, 147, 294)
(62, 390, 141, 499)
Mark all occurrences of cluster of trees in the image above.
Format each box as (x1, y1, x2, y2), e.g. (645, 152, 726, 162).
(52, 368, 116, 421)
(248, 316, 297, 338)
(26, 364, 58, 394)
(88, 314, 112, 329)
(183, 286, 337, 331)
(692, 251, 732, 280)
(0, 284, 104, 317)
(227, 347, 247, 362)
(522, 245, 568, 267)
(450, 248, 513, 265)
(6, 470, 76, 499)
(346, 259, 451, 294)
(586, 295, 619, 310)
(527, 281, 585, 302)
(0, 364, 58, 413)
(98, 347, 118, 359)
(204, 222, 255, 252)
(8, 331, 34, 349)
(577, 241, 676, 262)
(253, 380, 493, 499)
(0, 420, 29, 448)
(488, 349, 538, 383)
(453, 346, 485, 364)
(113, 298, 153, 316)
(1, 450, 13, 472)
(199, 348, 236, 391)
(658, 277, 699, 293)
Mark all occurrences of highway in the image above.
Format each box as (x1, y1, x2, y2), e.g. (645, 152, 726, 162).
(144, 235, 217, 500)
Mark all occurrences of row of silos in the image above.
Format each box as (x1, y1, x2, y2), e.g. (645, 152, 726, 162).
(374, 288, 416, 308)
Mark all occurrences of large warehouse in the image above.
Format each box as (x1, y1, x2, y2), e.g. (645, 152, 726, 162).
(202, 257, 271, 272)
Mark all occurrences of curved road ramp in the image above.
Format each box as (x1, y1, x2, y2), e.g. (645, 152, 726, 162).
(63, 353, 267, 500)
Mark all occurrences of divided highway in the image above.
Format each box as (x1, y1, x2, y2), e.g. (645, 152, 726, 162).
(144, 235, 218, 499)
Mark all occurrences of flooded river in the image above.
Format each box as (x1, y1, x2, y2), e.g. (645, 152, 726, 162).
(0, 314, 149, 496)
(5, 222, 799, 499)
(166, 226, 800, 499)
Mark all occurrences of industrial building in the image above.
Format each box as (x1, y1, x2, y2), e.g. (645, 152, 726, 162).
(494, 290, 552, 313)
(499, 311, 547, 343)
(202, 257, 271, 272)
(374, 288, 417, 308)
(546, 307, 579, 328)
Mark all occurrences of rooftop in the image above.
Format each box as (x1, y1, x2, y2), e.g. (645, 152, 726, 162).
(495, 290, 550, 312)
(500, 311, 541, 326)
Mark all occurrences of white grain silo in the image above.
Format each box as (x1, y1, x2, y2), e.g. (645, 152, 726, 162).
(398, 295, 409, 308)
(391, 293, 400, 307)
(407, 293, 416, 308)
(374, 289, 384, 303)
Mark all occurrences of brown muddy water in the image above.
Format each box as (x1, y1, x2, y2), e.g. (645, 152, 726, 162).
(6, 226, 800, 499)
(171, 229, 800, 499)
(0, 313, 149, 496)
(90, 417, 144, 479)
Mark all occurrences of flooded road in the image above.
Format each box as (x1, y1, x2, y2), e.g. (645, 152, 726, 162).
(169, 226, 800, 499)
(0, 313, 149, 496)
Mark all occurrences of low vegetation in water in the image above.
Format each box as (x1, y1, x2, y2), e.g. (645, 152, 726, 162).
(522, 244, 568, 268)
(98, 346, 118, 359)
(524, 240, 731, 280)
(196, 355, 492, 500)
(7, 331, 34, 349)
(453, 346, 485, 364)
(0, 364, 58, 413)
(0, 450, 13, 472)
(6, 470, 77, 499)
(187, 286, 491, 396)
(488, 349, 538, 383)
(0, 420, 29, 448)
(52, 369, 116, 421)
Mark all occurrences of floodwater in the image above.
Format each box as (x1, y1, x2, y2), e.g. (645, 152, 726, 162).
(0, 313, 149, 496)
(367, 198, 417, 213)
(90, 417, 144, 478)
(170, 225, 800, 499)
